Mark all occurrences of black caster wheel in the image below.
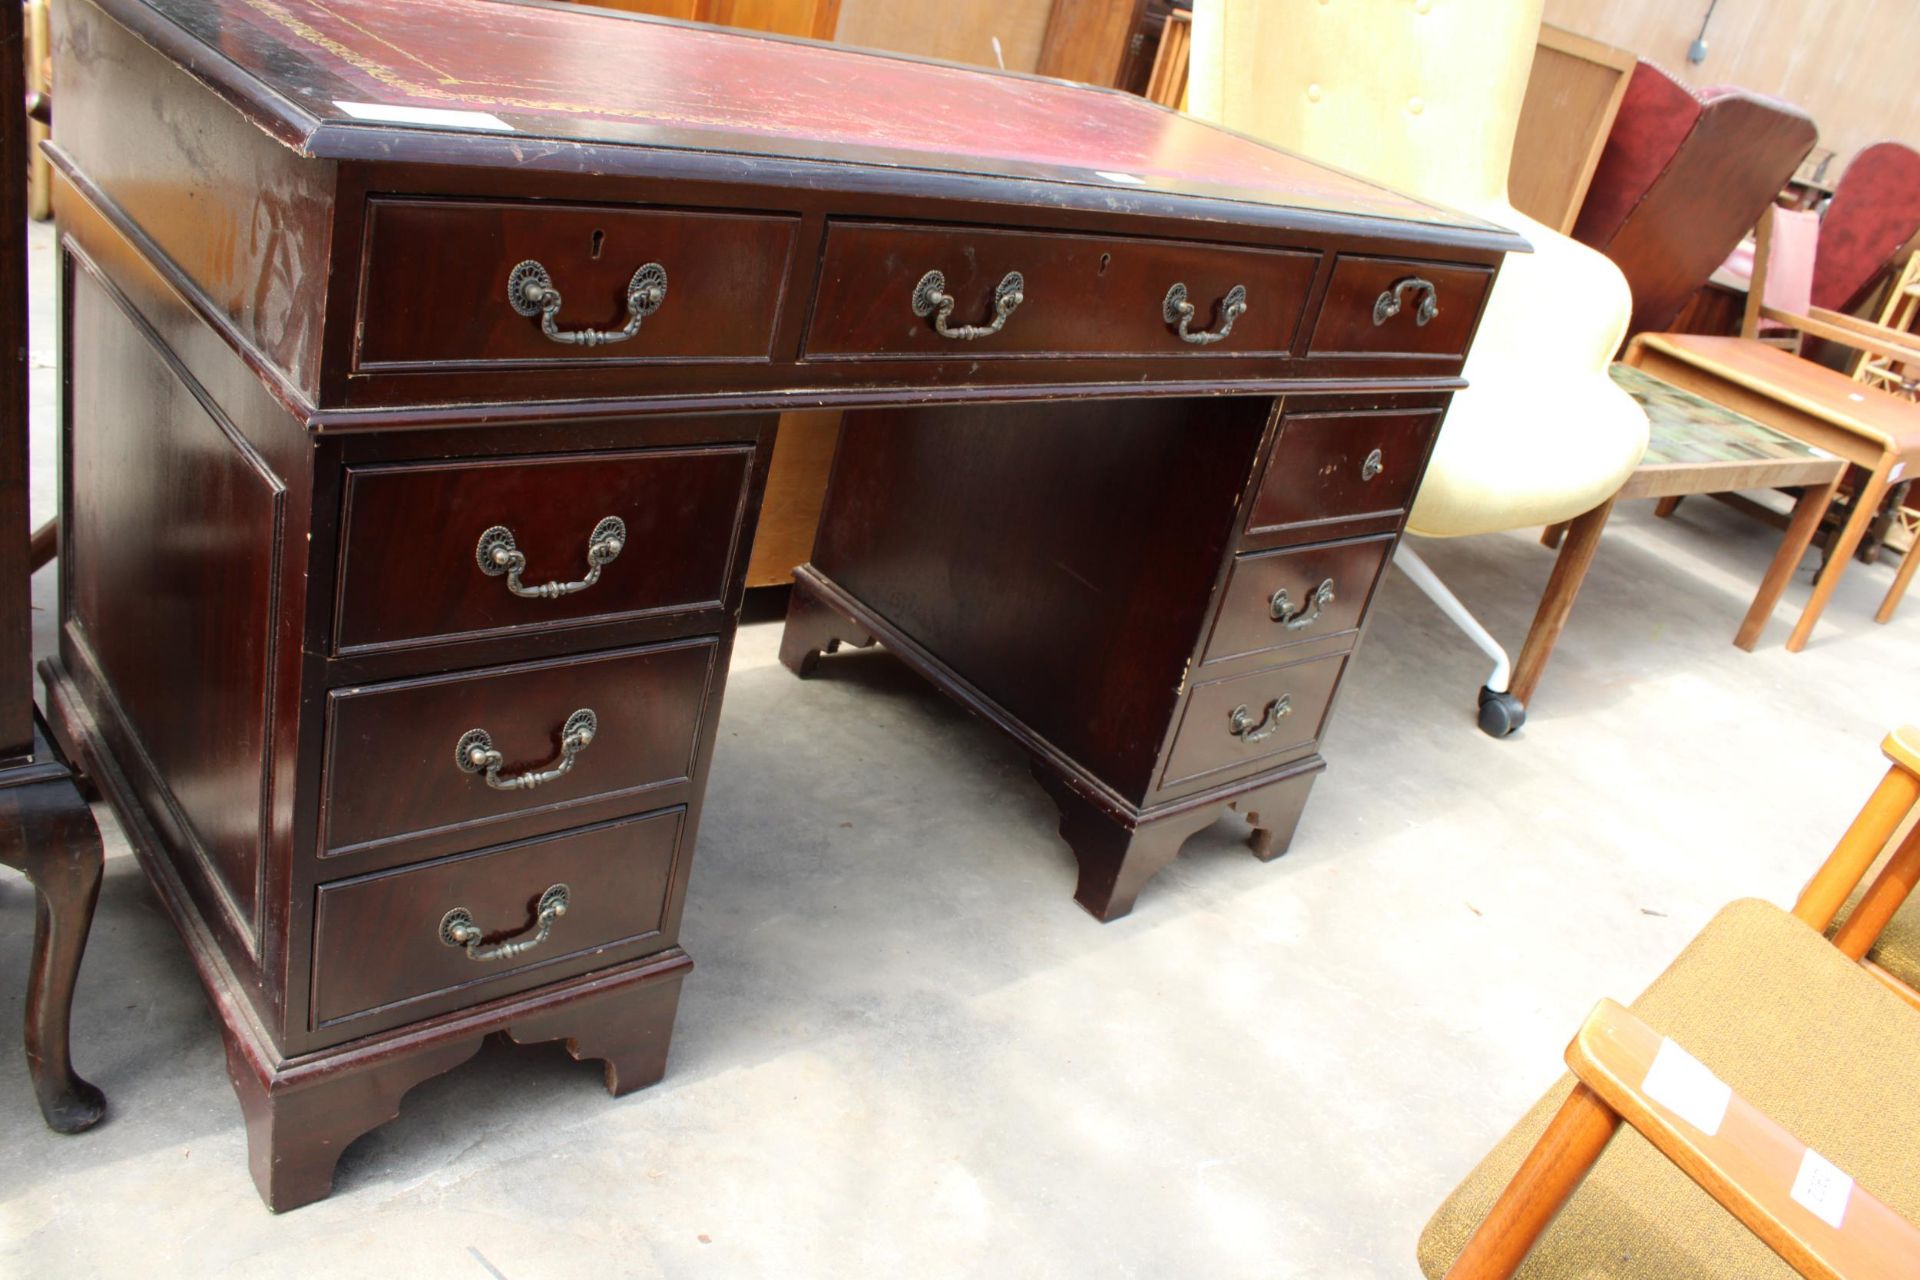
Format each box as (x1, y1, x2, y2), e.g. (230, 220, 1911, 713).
(1476, 686, 1526, 739)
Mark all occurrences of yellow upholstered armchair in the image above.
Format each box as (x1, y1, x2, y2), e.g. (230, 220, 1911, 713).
(1189, 0, 1649, 736)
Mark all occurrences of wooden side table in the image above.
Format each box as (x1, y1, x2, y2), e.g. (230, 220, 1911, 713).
(1512, 365, 1845, 711)
(1623, 333, 1920, 650)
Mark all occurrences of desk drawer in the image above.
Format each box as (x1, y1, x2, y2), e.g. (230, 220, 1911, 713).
(321, 640, 716, 859)
(311, 810, 684, 1030)
(335, 445, 754, 655)
(1203, 534, 1392, 666)
(1247, 408, 1440, 536)
(354, 198, 797, 370)
(804, 221, 1318, 359)
(1163, 652, 1346, 789)
(1307, 255, 1492, 358)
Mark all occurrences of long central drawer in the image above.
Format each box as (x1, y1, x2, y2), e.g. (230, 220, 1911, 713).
(804, 221, 1320, 360)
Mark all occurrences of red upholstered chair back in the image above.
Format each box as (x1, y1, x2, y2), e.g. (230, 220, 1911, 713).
(1813, 142, 1920, 314)
(1572, 60, 1816, 338)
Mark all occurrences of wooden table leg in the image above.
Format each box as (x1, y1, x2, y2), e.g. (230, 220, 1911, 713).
(1654, 496, 1683, 518)
(1788, 463, 1893, 652)
(1736, 475, 1842, 651)
(1874, 515, 1920, 624)
(1510, 497, 1615, 709)
(0, 756, 106, 1133)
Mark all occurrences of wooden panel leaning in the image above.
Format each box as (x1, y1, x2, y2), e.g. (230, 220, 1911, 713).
(1507, 24, 1636, 234)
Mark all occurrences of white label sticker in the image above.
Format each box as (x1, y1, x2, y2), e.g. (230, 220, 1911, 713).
(1094, 170, 1146, 185)
(1790, 1147, 1853, 1230)
(334, 101, 514, 132)
(1642, 1037, 1731, 1137)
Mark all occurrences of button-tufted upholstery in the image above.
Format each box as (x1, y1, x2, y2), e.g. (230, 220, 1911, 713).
(1188, 0, 1649, 537)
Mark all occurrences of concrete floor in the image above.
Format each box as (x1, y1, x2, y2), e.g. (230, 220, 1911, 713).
(2, 217, 1916, 1277)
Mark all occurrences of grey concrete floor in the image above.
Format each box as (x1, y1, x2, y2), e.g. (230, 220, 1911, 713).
(1, 216, 1916, 1277)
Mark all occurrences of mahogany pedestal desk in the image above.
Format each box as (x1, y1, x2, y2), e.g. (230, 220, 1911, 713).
(44, 0, 1519, 1210)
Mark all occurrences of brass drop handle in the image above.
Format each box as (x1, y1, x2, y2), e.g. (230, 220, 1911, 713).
(1361, 448, 1385, 482)
(440, 885, 570, 963)
(476, 516, 625, 600)
(508, 259, 667, 347)
(1163, 282, 1248, 345)
(1372, 276, 1438, 327)
(1270, 578, 1335, 631)
(1227, 694, 1292, 744)
(457, 709, 597, 792)
(913, 269, 1025, 339)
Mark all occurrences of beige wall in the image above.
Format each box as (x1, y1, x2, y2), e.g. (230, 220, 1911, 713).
(833, 0, 1054, 72)
(1544, 0, 1920, 171)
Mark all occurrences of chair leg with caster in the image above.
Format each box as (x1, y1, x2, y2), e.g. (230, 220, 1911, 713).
(1393, 543, 1526, 739)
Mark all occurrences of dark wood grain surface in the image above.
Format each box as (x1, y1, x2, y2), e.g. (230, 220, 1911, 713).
(1201, 534, 1394, 667)
(45, 0, 1510, 1210)
(311, 809, 684, 1031)
(66, 261, 282, 941)
(335, 445, 754, 654)
(1162, 651, 1347, 790)
(1246, 409, 1442, 536)
(811, 396, 1271, 803)
(1307, 257, 1493, 359)
(804, 222, 1319, 360)
(321, 640, 716, 859)
(356, 199, 798, 370)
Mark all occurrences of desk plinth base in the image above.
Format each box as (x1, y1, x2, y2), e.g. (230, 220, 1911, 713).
(781, 566, 1321, 922)
(40, 658, 686, 1212)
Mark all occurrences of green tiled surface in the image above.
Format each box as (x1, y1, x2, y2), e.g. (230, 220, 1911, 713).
(1611, 362, 1831, 466)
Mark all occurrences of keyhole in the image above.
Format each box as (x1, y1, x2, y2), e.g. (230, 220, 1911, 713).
(1098, 253, 1111, 275)
(590, 229, 605, 259)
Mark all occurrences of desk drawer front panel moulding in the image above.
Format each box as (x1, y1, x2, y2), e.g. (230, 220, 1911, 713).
(45, 0, 1518, 1211)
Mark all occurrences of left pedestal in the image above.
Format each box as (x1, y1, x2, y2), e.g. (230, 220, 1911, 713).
(51, 178, 770, 1208)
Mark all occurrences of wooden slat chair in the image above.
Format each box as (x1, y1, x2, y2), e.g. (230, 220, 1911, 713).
(1795, 725, 1920, 1009)
(1419, 737, 1920, 1278)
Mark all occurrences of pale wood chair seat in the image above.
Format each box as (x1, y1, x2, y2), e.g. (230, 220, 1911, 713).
(1419, 899, 1920, 1278)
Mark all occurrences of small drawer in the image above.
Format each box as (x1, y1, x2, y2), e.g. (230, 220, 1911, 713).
(1307, 255, 1492, 359)
(1246, 408, 1440, 536)
(1202, 534, 1393, 666)
(1163, 652, 1347, 789)
(354, 197, 798, 370)
(804, 221, 1318, 360)
(320, 640, 716, 859)
(334, 445, 755, 655)
(311, 810, 683, 1030)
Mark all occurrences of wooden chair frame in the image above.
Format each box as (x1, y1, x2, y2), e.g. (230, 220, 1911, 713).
(1792, 726, 1920, 1011)
(1851, 250, 1920, 399)
(1741, 206, 1920, 371)
(1444, 728, 1920, 1278)
(1646, 204, 1920, 634)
